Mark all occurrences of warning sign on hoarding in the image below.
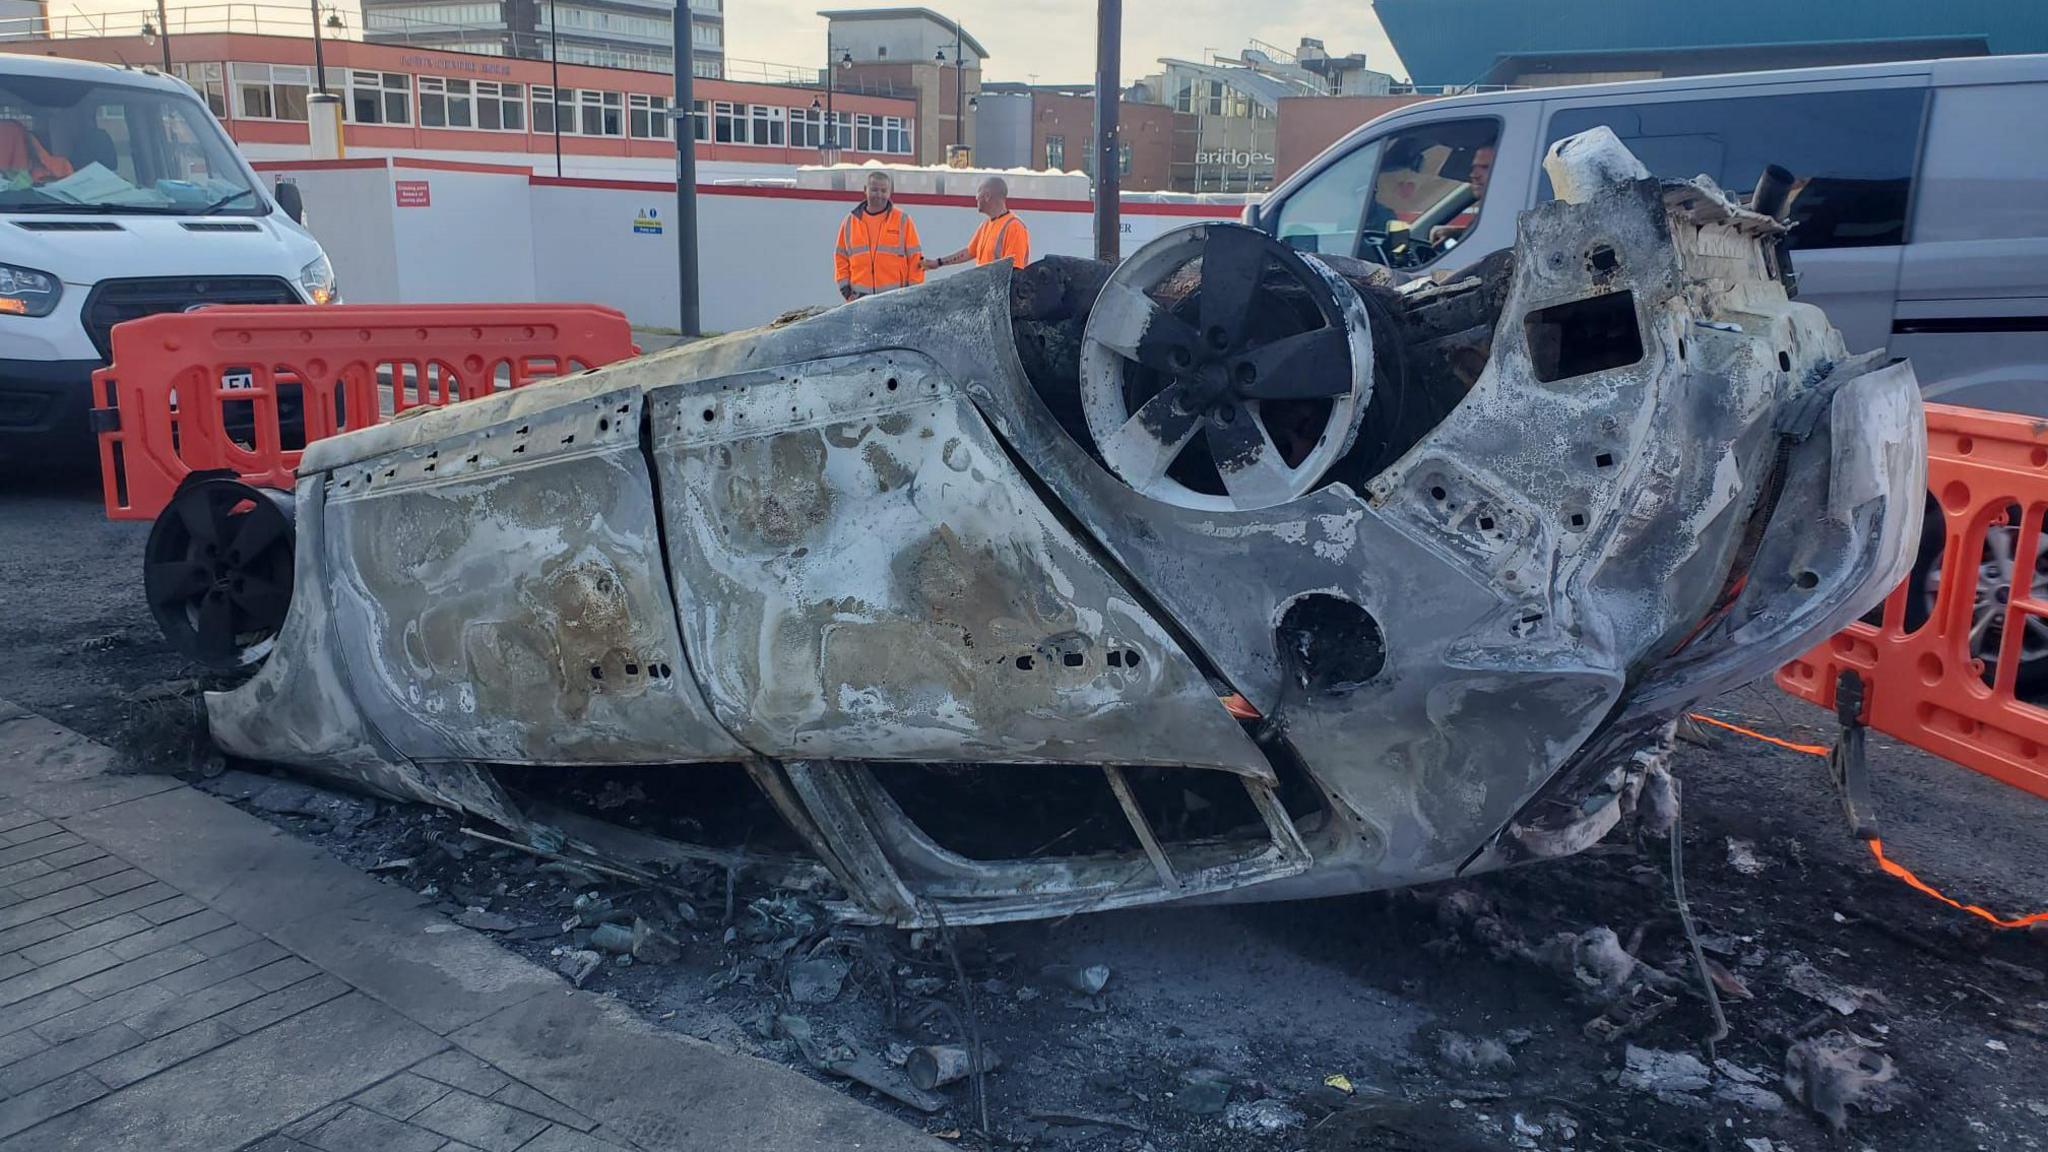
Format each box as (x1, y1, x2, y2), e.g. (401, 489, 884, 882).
(633, 207, 663, 235)
(395, 180, 431, 208)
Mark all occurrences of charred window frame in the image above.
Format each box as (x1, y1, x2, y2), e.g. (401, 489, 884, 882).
(1524, 290, 1645, 384)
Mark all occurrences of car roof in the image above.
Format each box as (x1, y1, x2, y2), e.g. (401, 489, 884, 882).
(1389, 52, 2047, 115)
(0, 51, 190, 94)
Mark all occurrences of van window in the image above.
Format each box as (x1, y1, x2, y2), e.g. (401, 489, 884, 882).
(1910, 84, 2048, 243)
(0, 74, 260, 215)
(1544, 88, 1925, 250)
(1271, 117, 1500, 269)
(1271, 140, 1379, 258)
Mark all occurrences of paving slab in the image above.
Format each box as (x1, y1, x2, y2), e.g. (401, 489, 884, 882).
(0, 699, 942, 1152)
(0, 994, 447, 1152)
(453, 990, 942, 1152)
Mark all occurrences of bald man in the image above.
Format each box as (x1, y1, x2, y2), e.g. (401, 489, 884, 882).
(926, 177, 1030, 271)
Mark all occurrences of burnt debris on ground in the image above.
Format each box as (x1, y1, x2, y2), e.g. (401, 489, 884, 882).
(161, 689, 2048, 1152)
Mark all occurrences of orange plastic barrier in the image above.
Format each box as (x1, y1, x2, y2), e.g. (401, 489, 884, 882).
(1779, 402, 2048, 801)
(92, 303, 639, 520)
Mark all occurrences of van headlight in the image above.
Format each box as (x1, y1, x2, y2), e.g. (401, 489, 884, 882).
(0, 263, 61, 318)
(299, 255, 339, 305)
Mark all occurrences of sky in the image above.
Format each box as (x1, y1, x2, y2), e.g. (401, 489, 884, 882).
(50, 0, 1408, 83)
(726, 0, 1409, 83)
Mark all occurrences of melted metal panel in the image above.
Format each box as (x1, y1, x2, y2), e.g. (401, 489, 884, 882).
(647, 353, 1270, 775)
(323, 387, 746, 764)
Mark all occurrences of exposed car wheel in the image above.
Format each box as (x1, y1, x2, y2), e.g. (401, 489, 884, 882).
(1908, 504, 2048, 694)
(144, 476, 295, 670)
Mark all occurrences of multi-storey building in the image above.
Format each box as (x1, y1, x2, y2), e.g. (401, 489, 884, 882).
(362, 0, 725, 78)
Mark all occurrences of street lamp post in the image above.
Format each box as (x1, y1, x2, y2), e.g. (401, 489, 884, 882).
(935, 22, 965, 162)
(820, 46, 848, 163)
(674, 0, 699, 336)
(309, 1, 331, 94)
(1092, 0, 1121, 261)
(152, 0, 170, 71)
(549, 0, 563, 178)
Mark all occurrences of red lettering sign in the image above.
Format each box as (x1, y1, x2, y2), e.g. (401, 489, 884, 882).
(395, 180, 431, 208)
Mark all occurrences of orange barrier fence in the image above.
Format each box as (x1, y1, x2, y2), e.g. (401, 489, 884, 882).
(1779, 402, 2048, 801)
(92, 304, 639, 521)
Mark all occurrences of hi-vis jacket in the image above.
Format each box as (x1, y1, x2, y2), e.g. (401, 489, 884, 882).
(835, 203, 925, 296)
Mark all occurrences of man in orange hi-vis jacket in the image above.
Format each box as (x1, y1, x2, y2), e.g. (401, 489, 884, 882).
(926, 177, 1030, 271)
(834, 171, 925, 300)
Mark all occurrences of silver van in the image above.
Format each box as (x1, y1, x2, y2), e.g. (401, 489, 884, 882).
(1251, 54, 2048, 416)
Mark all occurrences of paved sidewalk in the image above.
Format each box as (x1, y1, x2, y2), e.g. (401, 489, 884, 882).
(0, 698, 937, 1152)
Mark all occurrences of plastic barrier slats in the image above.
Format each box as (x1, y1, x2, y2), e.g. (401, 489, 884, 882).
(1779, 402, 2048, 800)
(92, 304, 638, 521)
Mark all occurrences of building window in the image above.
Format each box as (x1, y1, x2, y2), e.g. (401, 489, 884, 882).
(231, 63, 309, 122)
(714, 100, 746, 143)
(1174, 80, 1192, 114)
(692, 21, 721, 48)
(628, 94, 669, 139)
(475, 81, 523, 131)
(749, 104, 784, 146)
(693, 60, 722, 80)
(346, 70, 410, 126)
(172, 63, 227, 118)
(791, 105, 823, 148)
(691, 99, 709, 141)
(1045, 134, 1064, 169)
(854, 113, 884, 153)
(1206, 79, 1223, 117)
(578, 89, 623, 137)
(884, 116, 910, 155)
(365, 2, 502, 29)
(418, 77, 476, 129)
(533, 85, 578, 135)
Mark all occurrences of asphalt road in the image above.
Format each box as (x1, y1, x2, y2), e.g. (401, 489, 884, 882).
(4, 470, 2047, 1152)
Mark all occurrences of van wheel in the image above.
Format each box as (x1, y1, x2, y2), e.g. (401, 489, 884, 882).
(1908, 505, 2048, 695)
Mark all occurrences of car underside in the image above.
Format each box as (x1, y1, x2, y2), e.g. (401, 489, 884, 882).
(198, 130, 1925, 927)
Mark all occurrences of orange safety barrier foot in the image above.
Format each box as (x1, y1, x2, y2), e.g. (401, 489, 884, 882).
(1827, 671, 1880, 840)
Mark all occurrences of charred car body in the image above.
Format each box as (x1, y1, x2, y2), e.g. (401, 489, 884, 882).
(192, 132, 1924, 927)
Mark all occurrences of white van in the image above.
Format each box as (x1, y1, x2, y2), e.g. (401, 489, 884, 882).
(0, 54, 335, 463)
(1251, 54, 2048, 416)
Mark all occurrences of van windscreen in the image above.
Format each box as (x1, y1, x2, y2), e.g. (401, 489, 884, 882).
(0, 75, 260, 216)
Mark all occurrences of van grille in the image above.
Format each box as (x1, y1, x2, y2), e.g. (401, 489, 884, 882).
(81, 276, 299, 360)
(180, 222, 262, 233)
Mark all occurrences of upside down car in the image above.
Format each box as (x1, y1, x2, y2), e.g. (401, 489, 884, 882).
(170, 130, 1923, 927)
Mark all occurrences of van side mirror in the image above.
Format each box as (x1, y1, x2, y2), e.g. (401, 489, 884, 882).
(273, 181, 304, 224)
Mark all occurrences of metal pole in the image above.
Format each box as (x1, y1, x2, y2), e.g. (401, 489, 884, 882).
(549, 0, 562, 178)
(155, 0, 171, 72)
(309, 0, 327, 94)
(825, 44, 834, 156)
(673, 1, 700, 336)
(954, 20, 962, 152)
(1091, 0, 1121, 262)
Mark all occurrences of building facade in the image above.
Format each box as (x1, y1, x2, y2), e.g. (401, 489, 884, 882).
(820, 8, 982, 166)
(362, 0, 726, 78)
(8, 31, 915, 179)
(1131, 38, 1394, 193)
(1376, 0, 2048, 88)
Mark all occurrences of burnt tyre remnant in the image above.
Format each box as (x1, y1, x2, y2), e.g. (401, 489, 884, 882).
(194, 128, 1925, 928)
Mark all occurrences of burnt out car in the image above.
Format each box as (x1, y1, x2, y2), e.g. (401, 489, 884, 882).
(188, 131, 1923, 927)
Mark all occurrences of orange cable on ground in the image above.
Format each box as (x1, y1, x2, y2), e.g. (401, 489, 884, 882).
(1866, 840, 2048, 930)
(1684, 712, 2048, 930)
(1685, 712, 1831, 757)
